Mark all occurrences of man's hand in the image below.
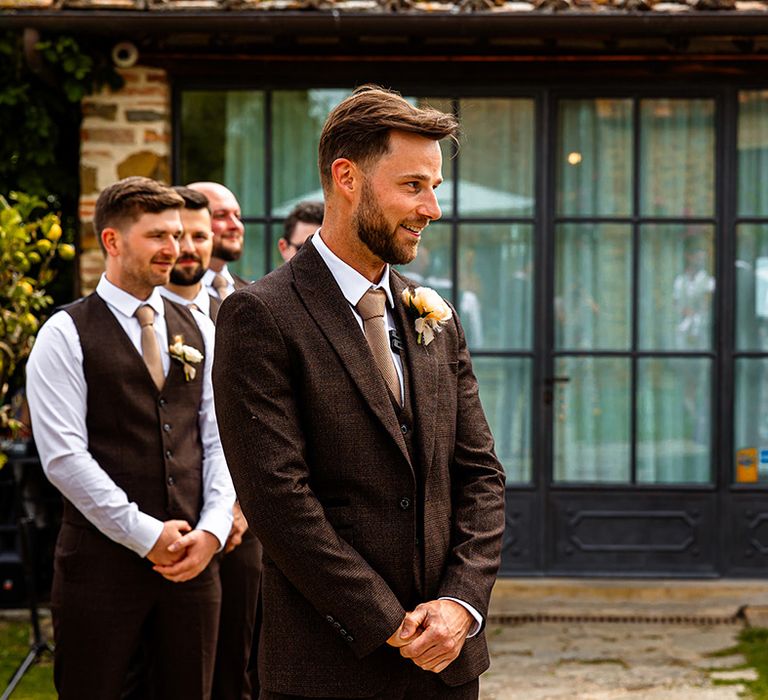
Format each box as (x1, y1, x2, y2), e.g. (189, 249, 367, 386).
(146, 519, 191, 566)
(224, 501, 248, 554)
(152, 529, 219, 583)
(395, 600, 474, 673)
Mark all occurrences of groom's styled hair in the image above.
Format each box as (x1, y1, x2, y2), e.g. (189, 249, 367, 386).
(318, 85, 459, 194)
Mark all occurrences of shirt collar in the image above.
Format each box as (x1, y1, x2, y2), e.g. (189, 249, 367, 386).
(311, 231, 394, 309)
(97, 274, 165, 320)
(202, 266, 234, 289)
(158, 285, 211, 316)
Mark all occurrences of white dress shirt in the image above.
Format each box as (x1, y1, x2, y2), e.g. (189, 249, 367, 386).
(159, 284, 213, 318)
(202, 266, 236, 299)
(26, 275, 235, 558)
(310, 233, 482, 636)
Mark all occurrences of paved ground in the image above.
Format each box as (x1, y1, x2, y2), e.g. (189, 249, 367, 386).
(481, 621, 752, 699)
(478, 578, 768, 698)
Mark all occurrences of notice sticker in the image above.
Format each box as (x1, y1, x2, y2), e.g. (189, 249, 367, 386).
(736, 447, 758, 483)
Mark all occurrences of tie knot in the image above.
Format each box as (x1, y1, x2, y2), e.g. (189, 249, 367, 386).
(212, 274, 228, 291)
(356, 288, 387, 321)
(134, 304, 155, 328)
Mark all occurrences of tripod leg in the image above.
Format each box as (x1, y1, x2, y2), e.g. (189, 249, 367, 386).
(0, 646, 43, 700)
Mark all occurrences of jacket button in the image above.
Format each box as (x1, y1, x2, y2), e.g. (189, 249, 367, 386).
(167, 476, 175, 486)
(326, 615, 334, 624)
(165, 450, 172, 459)
(346, 634, 354, 642)
(158, 398, 167, 408)
(333, 621, 341, 630)
(399, 497, 411, 511)
(400, 424, 409, 435)
(163, 423, 171, 433)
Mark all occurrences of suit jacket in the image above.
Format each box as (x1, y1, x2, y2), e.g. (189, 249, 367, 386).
(213, 241, 505, 697)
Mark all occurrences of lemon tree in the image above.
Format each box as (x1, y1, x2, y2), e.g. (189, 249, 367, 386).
(0, 192, 73, 465)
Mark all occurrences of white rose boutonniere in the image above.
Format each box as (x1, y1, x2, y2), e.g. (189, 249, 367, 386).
(169, 334, 204, 381)
(401, 286, 453, 346)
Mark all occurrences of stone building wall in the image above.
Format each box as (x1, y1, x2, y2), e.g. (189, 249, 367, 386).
(78, 66, 171, 294)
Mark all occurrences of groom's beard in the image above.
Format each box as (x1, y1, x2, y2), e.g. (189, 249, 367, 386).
(170, 254, 206, 286)
(354, 180, 420, 266)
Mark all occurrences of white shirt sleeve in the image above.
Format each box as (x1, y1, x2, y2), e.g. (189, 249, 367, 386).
(26, 312, 164, 557)
(190, 310, 236, 549)
(439, 597, 483, 637)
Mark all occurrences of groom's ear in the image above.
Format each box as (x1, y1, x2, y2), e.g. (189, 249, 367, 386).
(330, 158, 358, 202)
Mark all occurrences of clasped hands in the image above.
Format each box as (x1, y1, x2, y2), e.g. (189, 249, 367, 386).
(386, 599, 474, 674)
(146, 502, 248, 582)
(146, 519, 218, 583)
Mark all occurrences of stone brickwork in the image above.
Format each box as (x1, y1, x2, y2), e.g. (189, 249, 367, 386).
(78, 66, 171, 294)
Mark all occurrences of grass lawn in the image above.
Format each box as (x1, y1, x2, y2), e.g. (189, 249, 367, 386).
(0, 619, 55, 700)
(736, 627, 768, 699)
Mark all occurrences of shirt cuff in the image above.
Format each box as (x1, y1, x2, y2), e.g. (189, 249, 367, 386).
(133, 513, 165, 559)
(439, 597, 483, 638)
(196, 508, 234, 552)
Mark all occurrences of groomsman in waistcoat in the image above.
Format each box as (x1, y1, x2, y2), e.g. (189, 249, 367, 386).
(213, 87, 505, 699)
(161, 185, 263, 700)
(189, 182, 251, 299)
(26, 177, 235, 700)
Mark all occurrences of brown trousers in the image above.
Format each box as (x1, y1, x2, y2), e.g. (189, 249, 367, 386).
(52, 524, 221, 700)
(212, 528, 263, 700)
(259, 665, 479, 700)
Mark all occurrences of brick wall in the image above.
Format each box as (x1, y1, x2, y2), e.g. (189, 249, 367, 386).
(78, 66, 171, 294)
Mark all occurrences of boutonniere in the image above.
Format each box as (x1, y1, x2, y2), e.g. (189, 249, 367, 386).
(401, 286, 453, 346)
(169, 334, 204, 381)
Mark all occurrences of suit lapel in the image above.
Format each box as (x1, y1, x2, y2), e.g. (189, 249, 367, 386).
(291, 244, 412, 468)
(390, 271, 438, 478)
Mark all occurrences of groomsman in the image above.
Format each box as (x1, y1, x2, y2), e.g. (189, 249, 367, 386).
(26, 177, 235, 700)
(278, 201, 324, 263)
(160, 185, 263, 700)
(188, 181, 251, 299)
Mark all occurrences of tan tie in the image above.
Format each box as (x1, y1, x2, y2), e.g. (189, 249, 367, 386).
(356, 289, 401, 406)
(212, 274, 230, 300)
(134, 305, 165, 390)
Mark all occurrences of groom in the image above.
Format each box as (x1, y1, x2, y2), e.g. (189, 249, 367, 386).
(213, 86, 506, 699)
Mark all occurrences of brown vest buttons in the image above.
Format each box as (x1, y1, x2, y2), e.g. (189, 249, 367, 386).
(163, 423, 171, 432)
(399, 497, 411, 511)
(167, 476, 175, 486)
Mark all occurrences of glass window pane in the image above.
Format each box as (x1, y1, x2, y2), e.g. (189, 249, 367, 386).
(736, 224, 768, 352)
(735, 359, 768, 483)
(272, 90, 350, 216)
(554, 357, 631, 483)
(639, 225, 715, 351)
(459, 99, 534, 217)
(738, 91, 768, 216)
(557, 99, 633, 217)
(637, 358, 711, 484)
(555, 224, 632, 350)
(398, 223, 453, 302)
(229, 223, 266, 283)
(180, 91, 266, 218)
(640, 99, 715, 217)
(180, 91, 226, 185)
(458, 224, 532, 351)
(475, 357, 531, 484)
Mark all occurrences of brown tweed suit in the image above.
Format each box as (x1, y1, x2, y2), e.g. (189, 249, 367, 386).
(213, 240, 506, 698)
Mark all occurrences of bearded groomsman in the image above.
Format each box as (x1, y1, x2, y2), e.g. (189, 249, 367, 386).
(160, 184, 263, 700)
(26, 177, 235, 700)
(188, 182, 250, 299)
(213, 86, 505, 699)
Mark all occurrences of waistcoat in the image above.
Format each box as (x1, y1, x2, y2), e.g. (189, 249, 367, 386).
(64, 294, 205, 531)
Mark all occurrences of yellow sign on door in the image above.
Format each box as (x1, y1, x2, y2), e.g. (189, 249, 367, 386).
(736, 447, 758, 483)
